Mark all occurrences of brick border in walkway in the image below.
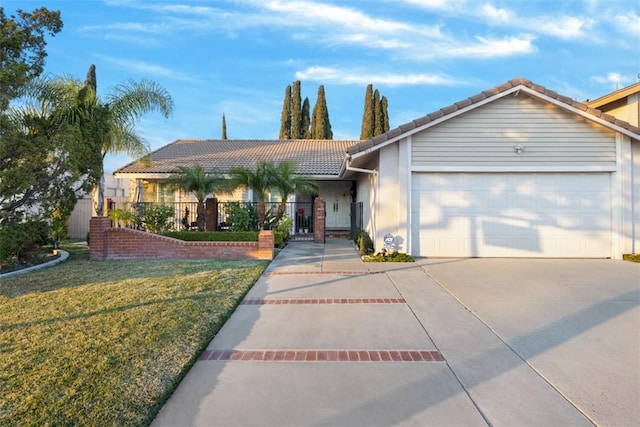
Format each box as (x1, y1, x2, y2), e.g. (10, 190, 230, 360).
(241, 298, 406, 305)
(199, 349, 444, 362)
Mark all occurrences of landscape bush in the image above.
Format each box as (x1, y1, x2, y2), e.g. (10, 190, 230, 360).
(224, 202, 258, 232)
(135, 205, 175, 234)
(353, 228, 374, 255)
(163, 231, 259, 241)
(0, 220, 51, 271)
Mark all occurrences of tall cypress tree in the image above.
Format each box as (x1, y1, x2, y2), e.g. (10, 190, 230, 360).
(301, 97, 311, 139)
(278, 85, 292, 139)
(221, 113, 227, 139)
(360, 84, 374, 140)
(85, 64, 97, 92)
(373, 89, 383, 136)
(381, 96, 389, 133)
(291, 80, 302, 139)
(311, 85, 332, 140)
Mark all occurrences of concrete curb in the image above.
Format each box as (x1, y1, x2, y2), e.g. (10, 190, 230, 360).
(0, 249, 69, 279)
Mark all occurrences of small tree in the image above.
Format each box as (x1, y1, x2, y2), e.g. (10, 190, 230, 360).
(229, 161, 276, 230)
(271, 160, 318, 224)
(164, 165, 229, 231)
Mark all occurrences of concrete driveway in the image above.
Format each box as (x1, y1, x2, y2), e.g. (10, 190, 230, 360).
(153, 240, 639, 427)
(417, 258, 640, 427)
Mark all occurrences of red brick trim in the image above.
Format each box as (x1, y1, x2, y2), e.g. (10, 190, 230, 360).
(198, 349, 444, 362)
(89, 218, 274, 261)
(265, 271, 382, 276)
(241, 298, 406, 305)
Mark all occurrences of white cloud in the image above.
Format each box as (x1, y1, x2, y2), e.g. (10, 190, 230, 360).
(615, 11, 640, 36)
(447, 34, 535, 57)
(96, 55, 199, 82)
(531, 16, 595, 39)
(481, 4, 512, 23)
(590, 72, 635, 87)
(406, 0, 594, 40)
(295, 66, 458, 86)
(403, 0, 469, 11)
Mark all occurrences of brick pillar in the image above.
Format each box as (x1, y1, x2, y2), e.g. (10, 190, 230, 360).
(258, 230, 274, 260)
(313, 197, 325, 244)
(89, 217, 111, 260)
(205, 198, 218, 231)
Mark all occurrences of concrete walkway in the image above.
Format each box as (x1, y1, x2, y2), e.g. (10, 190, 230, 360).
(152, 239, 628, 426)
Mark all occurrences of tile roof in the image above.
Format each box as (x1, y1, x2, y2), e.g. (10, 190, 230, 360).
(347, 77, 640, 156)
(115, 139, 356, 176)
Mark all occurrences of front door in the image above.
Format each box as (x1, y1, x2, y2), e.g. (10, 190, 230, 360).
(320, 181, 351, 229)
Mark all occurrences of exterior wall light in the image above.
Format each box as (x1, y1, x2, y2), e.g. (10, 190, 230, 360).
(513, 144, 525, 154)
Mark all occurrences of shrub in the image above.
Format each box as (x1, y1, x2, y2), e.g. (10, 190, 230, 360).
(0, 220, 51, 270)
(275, 215, 293, 243)
(274, 231, 284, 247)
(136, 205, 175, 234)
(108, 208, 135, 228)
(363, 249, 415, 263)
(355, 229, 374, 255)
(225, 202, 258, 231)
(162, 231, 259, 242)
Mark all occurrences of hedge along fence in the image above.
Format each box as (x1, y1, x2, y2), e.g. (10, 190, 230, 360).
(163, 231, 285, 247)
(89, 217, 274, 261)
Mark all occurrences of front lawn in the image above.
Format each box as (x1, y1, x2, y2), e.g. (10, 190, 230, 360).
(0, 244, 267, 426)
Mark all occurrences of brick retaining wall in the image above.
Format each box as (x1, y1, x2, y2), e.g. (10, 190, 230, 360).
(90, 217, 273, 261)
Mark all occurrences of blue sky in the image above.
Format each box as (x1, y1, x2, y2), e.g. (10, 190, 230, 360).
(4, 0, 639, 172)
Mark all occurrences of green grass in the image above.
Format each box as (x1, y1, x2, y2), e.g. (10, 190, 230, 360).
(0, 244, 268, 426)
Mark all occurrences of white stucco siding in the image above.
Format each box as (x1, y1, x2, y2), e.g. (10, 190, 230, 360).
(355, 167, 377, 241)
(374, 140, 412, 253)
(631, 140, 640, 253)
(412, 95, 617, 168)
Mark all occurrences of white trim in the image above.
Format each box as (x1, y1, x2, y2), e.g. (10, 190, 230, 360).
(611, 134, 623, 259)
(406, 135, 413, 255)
(521, 85, 640, 141)
(411, 165, 618, 173)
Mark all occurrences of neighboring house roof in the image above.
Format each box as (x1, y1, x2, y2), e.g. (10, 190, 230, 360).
(347, 77, 640, 157)
(585, 81, 640, 109)
(115, 139, 357, 177)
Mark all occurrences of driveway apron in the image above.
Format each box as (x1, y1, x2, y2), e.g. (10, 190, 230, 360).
(152, 239, 598, 427)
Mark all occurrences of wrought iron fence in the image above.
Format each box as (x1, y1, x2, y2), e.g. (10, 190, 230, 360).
(114, 201, 200, 231)
(113, 200, 314, 233)
(218, 201, 313, 233)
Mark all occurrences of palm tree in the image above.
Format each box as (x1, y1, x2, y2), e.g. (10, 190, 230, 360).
(164, 165, 230, 231)
(229, 161, 275, 230)
(27, 65, 174, 216)
(271, 160, 318, 224)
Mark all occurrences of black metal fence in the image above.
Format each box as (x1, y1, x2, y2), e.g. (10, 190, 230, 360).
(114, 200, 314, 233)
(350, 202, 363, 237)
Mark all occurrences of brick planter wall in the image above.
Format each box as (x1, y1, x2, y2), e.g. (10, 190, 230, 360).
(89, 217, 274, 261)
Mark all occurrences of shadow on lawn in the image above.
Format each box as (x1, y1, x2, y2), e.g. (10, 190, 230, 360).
(0, 245, 266, 298)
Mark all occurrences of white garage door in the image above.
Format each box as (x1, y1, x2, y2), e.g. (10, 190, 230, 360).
(411, 173, 612, 258)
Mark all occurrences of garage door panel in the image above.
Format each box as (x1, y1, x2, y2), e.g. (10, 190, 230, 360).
(412, 173, 611, 258)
